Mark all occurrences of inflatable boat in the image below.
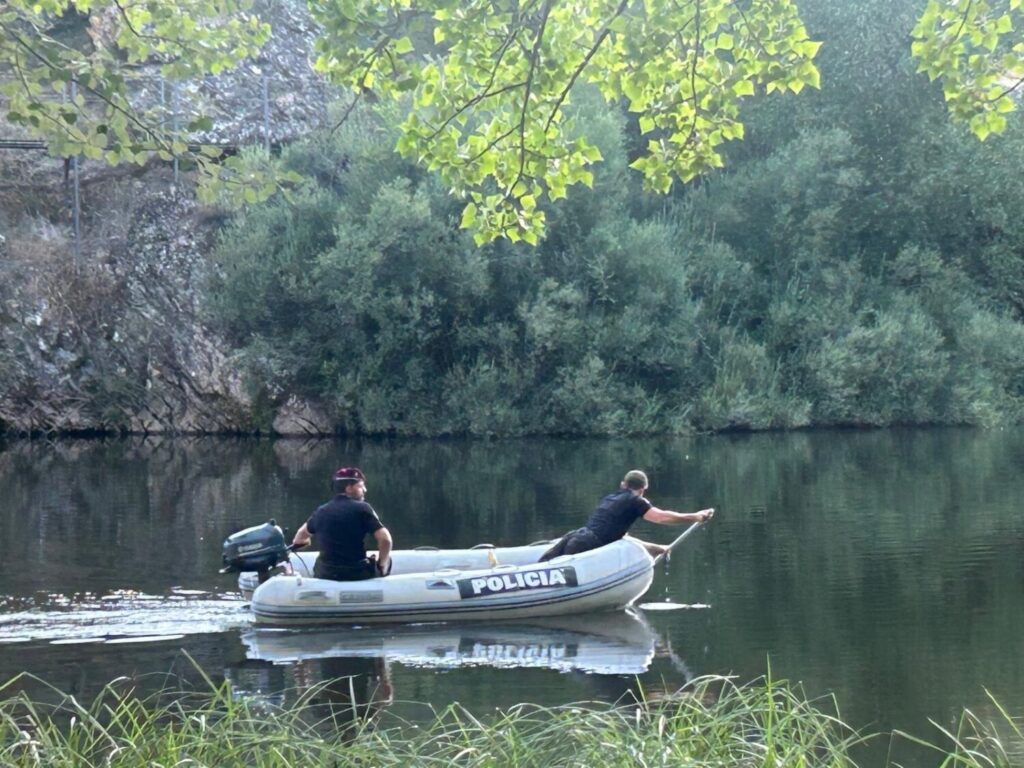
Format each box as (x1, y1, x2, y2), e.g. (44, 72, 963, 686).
(240, 609, 659, 674)
(222, 520, 707, 626)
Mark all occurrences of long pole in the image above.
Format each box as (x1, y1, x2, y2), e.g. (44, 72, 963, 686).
(651, 519, 710, 566)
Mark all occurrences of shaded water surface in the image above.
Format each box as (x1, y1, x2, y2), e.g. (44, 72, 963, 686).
(1, 430, 1022, 764)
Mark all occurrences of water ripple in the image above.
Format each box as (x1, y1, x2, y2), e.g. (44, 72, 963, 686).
(0, 590, 249, 644)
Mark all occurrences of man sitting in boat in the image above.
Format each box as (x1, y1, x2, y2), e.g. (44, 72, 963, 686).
(540, 470, 713, 561)
(291, 467, 393, 581)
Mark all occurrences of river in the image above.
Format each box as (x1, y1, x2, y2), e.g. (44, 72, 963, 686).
(1, 429, 1022, 765)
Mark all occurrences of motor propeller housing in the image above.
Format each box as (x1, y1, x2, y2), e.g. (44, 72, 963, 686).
(221, 521, 288, 575)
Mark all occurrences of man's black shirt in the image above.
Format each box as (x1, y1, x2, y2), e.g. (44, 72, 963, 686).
(584, 490, 653, 545)
(307, 495, 384, 567)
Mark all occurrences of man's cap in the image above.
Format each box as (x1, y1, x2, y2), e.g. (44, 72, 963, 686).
(623, 469, 648, 489)
(333, 466, 366, 482)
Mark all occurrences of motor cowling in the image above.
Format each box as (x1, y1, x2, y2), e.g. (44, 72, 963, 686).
(221, 521, 288, 575)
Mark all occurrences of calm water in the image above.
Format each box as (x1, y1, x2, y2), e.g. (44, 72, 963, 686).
(1, 429, 1022, 764)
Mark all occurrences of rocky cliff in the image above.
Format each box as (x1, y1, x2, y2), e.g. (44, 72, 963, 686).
(0, 0, 336, 437)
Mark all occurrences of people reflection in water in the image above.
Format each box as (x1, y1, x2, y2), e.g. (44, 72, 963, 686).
(581, 638, 693, 708)
(291, 656, 393, 738)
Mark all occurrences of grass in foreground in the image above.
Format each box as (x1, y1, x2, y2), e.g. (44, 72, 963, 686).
(0, 670, 1019, 767)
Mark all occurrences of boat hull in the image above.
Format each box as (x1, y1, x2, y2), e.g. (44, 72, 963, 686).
(246, 539, 655, 626)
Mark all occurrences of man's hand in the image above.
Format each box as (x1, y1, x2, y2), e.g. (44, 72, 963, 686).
(696, 508, 715, 523)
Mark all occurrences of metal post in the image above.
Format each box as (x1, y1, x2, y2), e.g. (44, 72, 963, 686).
(70, 80, 81, 267)
(61, 84, 70, 199)
(171, 82, 179, 184)
(261, 73, 271, 153)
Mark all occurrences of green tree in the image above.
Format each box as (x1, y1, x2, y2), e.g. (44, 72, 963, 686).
(912, 0, 1024, 140)
(313, 0, 821, 245)
(5, 0, 1021, 244)
(312, 0, 1020, 244)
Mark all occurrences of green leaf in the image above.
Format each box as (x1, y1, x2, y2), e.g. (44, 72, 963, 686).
(734, 80, 755, 97)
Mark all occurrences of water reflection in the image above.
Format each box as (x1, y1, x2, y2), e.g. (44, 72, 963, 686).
(240, 610, 659, 675)
(226, 610, 694, 731)
(0, 632, 244, 706)
(225, 656, 393, 738)
(3, 428, 1024, 768)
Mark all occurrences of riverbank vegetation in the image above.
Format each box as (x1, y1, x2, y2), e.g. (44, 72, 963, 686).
(3, 0, 1024, 438)
(1, 672, 1019, 767)
(206, 0, 1024, 436)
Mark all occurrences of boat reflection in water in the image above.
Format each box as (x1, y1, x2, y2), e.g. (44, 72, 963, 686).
(226, 609, 688, 732)
(241, 608, 658, 674)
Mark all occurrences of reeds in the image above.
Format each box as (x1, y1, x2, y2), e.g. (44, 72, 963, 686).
(889, 689, 1024, 768)
(0, 668, 1017, 768)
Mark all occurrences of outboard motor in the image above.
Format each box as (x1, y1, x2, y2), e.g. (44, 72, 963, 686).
(221, 520, 289, 583)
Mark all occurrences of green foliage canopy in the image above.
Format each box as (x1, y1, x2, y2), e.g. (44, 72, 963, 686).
(912, 0, 1024, 140)
(1, 0, 1020, 242)
(312, 0, 821, 244)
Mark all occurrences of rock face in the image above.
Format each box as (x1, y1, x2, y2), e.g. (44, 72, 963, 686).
(0, 176, 255, 434)
(272, 396, 335, 437)
(84, 0, 331, 148)
(198, 0, 332, 146)
(0, 0, 338, 436)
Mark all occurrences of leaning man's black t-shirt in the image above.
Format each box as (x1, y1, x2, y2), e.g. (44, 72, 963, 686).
(584, 490, 653, 545)
(307, 496, 384, 567)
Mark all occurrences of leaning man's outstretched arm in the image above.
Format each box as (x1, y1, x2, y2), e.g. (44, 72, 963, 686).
(643, 507, 714, 525)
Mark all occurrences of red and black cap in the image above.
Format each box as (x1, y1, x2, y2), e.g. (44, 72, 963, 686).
(333, 466, 366, 482)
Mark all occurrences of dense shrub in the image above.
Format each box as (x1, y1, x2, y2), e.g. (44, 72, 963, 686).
(203, 0, 1024, 437)
(207, 97, 716, 436)
(809, 300, 950, 426)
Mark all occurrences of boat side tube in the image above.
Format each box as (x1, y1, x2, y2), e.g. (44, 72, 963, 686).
(249, 539, 654, 625)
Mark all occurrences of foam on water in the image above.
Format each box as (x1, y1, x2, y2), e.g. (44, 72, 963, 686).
(638, 602, 711, 611)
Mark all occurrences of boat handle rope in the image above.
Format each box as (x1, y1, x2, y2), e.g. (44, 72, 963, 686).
(287, 542, 313, 575)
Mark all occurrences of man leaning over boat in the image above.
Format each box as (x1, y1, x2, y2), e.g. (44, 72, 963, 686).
(540, 469, 713, 561)
(292, 467, 393, 581)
